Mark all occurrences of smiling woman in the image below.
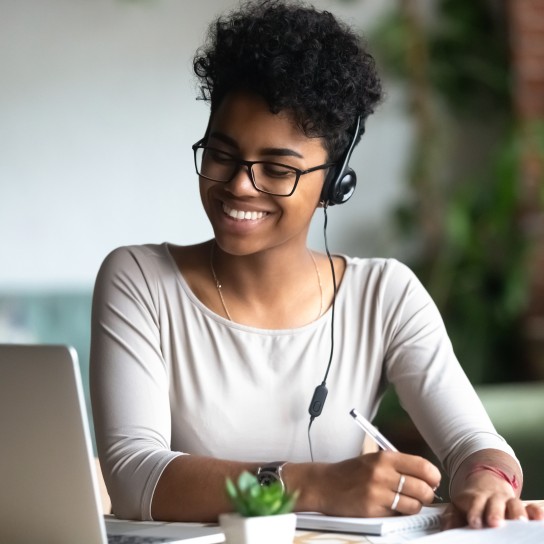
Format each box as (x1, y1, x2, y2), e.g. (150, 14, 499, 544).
(89, 0, 543, 531)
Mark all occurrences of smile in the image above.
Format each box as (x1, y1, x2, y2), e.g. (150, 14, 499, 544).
(222, 203, 268, 221)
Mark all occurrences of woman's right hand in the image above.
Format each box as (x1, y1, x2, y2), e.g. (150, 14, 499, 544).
(298, 452, 441, 517)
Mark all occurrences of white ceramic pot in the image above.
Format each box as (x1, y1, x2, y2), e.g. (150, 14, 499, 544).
(219, 512, 297, 544)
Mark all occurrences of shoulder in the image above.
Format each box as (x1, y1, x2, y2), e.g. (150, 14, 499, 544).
(92, 244, 185, 318)
(97, 243, 171, 277)
(94, 243, 180, 299)
(343, 255, 421, 288)
(341, 257, 446, 343)
(341, 256, 434, 314)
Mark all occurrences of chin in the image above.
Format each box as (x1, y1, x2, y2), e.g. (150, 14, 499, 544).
(212, 236, 259, 257)
(212, 233, 287, 258)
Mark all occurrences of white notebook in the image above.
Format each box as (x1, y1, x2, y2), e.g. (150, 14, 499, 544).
(296, 505, 445, 536)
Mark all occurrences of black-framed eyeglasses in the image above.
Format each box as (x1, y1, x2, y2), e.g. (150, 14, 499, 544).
(192, 138, 335, 197)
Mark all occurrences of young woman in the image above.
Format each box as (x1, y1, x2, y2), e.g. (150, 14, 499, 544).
(90, 0, 543, 529)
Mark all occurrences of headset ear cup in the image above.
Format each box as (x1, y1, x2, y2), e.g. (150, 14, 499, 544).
(321, 167, 357, 206)
(320, 116, 362, 206)
(333, 168, 357, 204)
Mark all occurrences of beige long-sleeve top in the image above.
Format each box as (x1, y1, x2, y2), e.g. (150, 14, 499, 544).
(90, 243, 517, 520)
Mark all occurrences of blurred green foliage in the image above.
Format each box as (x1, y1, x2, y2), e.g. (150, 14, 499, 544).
(371, 0, 530, 384)
(372, 0, 510, 118)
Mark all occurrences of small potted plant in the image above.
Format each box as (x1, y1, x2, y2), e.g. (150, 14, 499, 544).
(219, 471, 299, 544)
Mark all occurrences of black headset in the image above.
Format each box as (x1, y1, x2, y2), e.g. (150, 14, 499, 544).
(306, 116, 364, 460)
(319, 116, 363, 206)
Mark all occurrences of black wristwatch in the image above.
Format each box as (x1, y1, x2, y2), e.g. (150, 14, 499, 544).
(256, 461, 288, 492)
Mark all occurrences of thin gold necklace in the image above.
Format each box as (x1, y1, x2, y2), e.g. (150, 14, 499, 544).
(209, 242, 324, 322)
(210, 242, 233, 321)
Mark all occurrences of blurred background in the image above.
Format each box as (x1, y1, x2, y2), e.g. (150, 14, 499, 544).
(1, 0, 543, 499)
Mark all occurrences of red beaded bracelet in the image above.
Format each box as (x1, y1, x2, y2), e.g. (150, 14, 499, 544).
(465, 464, 520, 491)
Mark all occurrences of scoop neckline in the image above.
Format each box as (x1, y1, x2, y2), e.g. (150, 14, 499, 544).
(162, 242, 351, 335)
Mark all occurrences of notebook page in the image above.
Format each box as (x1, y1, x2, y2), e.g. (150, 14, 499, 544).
(410, 520, 544, 543)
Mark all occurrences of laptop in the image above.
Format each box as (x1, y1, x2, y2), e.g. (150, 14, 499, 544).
(0, 344, 225, 544)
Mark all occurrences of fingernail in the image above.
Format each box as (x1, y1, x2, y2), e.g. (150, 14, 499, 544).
(517, 515, 528, 522)
(469, 517, 482, 529)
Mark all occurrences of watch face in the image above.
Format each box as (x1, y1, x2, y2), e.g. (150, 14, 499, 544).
(257, 462, 286, 491)
(258, 471, 278, 486)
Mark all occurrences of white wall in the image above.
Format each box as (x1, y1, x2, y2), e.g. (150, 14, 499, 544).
(0, 0, 411, 289)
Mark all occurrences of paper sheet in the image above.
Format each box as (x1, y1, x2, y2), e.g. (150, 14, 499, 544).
(410, 520, 544, 543)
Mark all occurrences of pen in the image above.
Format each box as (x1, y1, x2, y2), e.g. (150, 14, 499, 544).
(350, 408, 443, 502)
(350, 408, 398, 451)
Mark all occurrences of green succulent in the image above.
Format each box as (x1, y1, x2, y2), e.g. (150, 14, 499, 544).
(225, 471, 299, 517)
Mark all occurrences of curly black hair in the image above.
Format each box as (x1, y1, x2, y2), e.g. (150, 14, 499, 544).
(193, 0, 383, 160)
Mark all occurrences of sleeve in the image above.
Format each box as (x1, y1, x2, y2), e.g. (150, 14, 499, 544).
(89, 246, 183, 521)
(379, 260, 519, 480)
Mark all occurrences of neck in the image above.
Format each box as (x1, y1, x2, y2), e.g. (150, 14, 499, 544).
(213, 241, 314, 287)
(209, 240, 325, 326)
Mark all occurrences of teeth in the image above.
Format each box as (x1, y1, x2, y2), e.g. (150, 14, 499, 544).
(223, 204, 266, 221)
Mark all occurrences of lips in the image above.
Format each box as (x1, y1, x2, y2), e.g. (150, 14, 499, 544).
(222, 203, 268, 221)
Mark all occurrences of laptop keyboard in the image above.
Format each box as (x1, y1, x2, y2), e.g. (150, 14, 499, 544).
(108, 535, 173, 544)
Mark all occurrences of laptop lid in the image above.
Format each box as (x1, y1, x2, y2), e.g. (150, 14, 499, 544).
(0, 344, 107, 543)
(0, 344, 224, 544)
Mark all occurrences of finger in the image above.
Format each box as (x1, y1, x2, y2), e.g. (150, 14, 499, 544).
(390, 491, 401, 512)
(397, 474, 436, 505)
(441, 505, 466, 530)
(384, 465, 405, 492)
(464, 495, 488, 529)
(505, 498, 529, 521)
(392, 453, 441, 489)
(526, 503, 544, 520)
(389, 491, 422, 516)
(484, 495, 508, 527)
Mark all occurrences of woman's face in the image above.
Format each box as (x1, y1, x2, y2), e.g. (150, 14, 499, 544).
(198, 91, 329, 257)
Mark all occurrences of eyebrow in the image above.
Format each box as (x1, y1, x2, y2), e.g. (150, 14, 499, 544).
(208, 131, 304, 159)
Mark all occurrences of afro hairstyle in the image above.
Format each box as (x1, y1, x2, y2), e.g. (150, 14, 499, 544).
(193, 0, 383, 160)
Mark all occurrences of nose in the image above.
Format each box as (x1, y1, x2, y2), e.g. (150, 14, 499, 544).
(225, 164, 259, 196)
